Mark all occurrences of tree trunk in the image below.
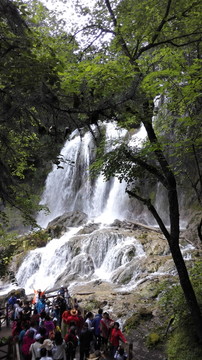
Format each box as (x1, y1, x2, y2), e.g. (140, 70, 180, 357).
(169, 239, 202, 342)
(142, 109, 202, 342)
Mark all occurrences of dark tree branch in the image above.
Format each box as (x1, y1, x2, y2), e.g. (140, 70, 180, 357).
(73, 24, 116, 38)
(104, 0, 134, 62)
(126, 189, 170, 240)
(151, 0, 173, 45)
(122, 148, 168, 187)
(104, 0, 117, 27)
(197, 218, 202, 243)
(136, 32, 202, 59)
(192, 143, 202, 203)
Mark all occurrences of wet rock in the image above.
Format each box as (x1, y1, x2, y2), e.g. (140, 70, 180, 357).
(47, 211, 88, 238)
(77, 223, 100, 234)
(183, 211, 202, 247)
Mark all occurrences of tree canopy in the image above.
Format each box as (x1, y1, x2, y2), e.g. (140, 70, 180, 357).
(0, 0, 79, 225)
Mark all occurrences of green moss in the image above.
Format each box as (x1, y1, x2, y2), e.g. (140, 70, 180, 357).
(22, 230, 50, 250)
(0, 229, 50, 279)
(124, 313, 141, 332)
(85, 298, 102, 312)
(120, 274, 132, 284)
(138, 232, 148, 240)
(74, 247, 81, 256)
(146, 332, 160, 348)
(166, 325, 202, 360)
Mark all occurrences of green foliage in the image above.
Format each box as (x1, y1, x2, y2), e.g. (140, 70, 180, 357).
(166, 321, 202, 360)
(0, 337, 10, 346)
(124, 313, 141, 332)
(159, 261, 202, 320)
(0, 0, 78, 223)
(0, 228, 50, 279)
(157, 262, 202, 358)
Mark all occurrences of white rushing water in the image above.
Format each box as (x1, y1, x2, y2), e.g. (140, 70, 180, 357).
(1, 121, 191, 296)
(13, 122, 152, 294)
(36, 122, 146, 228)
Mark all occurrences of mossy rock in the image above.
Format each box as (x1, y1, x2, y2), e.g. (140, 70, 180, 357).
(124, 313, 141, 332)
(120, 274, 132, 285)
(146, 332, 160, 347)
(166, 325, 202, 360)
(139, 307, 153, 320)
(74, 247, 81, 256)
(22, 230, 50, 249)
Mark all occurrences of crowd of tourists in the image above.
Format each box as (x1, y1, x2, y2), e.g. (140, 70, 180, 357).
(6, 286, 128, 360)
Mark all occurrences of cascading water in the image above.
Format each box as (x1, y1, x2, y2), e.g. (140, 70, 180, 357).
(13, 122, 154, 294)
(37, 122, 145, 228)
(2, 121, 192, 296)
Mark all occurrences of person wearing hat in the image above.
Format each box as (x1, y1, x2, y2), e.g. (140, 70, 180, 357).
(58, 286, 65, 298)
(61, 309, 80, 337)
(87, 350, 106, 360)
(41, 339, 53, 352)
(29, 333, 42, 360)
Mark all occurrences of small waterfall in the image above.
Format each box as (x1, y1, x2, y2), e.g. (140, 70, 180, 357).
(16, 225, 148, 294)
(16, 227, 80, 292)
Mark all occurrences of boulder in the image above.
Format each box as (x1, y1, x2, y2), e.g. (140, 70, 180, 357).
(47, 211, 88, 238)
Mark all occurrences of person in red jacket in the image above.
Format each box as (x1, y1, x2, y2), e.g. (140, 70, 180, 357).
(100, 312, 114, 350)
(109, 322, 127, 357)
(61, 309, 80, 337)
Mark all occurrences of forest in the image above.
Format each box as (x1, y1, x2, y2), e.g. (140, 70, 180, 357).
(0, 0, 202, 358)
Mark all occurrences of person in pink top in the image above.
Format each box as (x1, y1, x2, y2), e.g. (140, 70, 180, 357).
(44, 315, 55, 337)
(100, 312, 114, 350)
(109, 322, 127, 356)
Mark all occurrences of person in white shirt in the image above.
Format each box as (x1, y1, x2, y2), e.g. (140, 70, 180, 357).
(29, 333, 42, 360)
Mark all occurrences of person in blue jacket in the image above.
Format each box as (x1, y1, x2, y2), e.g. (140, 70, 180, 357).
(92, 309, 103, 350)
(36, 294, 46, 314)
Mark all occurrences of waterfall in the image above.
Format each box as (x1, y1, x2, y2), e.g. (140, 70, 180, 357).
(37, 122, 146, 228)
(2, 121, 191, 296)
(13, 122, 155, 294)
